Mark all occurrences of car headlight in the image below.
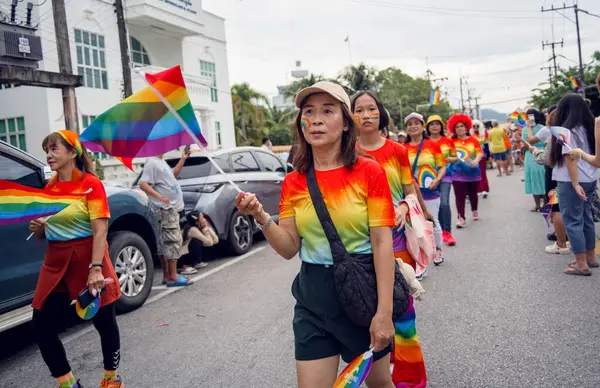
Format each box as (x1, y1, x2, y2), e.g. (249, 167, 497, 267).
(181, 183, 223, 193)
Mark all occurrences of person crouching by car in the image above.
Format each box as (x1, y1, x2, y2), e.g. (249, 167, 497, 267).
(178, 211, 219, 275)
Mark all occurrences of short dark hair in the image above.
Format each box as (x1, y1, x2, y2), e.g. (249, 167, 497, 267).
(262, 137, 269, 144)
(350, 90, 390, 130)
(526, 108, 545, 126)
(292, 93, 359, 174)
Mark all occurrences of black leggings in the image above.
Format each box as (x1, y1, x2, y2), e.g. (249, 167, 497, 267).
(32, 292, 121, 378)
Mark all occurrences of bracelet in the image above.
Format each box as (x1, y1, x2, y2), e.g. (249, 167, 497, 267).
(255, 214, 273, 232)
(89, 263, 104, 269)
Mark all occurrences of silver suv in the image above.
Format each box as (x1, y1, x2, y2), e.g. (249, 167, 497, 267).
(136, 147, 291, 255)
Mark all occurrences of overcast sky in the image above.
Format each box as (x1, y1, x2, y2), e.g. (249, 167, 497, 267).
(203, 0, 600, 114)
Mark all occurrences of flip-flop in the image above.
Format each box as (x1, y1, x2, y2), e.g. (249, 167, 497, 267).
(588, 262, 600, 268)
(564, 263, 591, 276)
(167, 275, 192, 287)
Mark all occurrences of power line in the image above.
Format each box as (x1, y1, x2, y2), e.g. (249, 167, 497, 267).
(348, 0, 543, 20)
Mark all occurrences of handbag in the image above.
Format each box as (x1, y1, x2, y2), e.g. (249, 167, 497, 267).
(306, 166, 410, 328)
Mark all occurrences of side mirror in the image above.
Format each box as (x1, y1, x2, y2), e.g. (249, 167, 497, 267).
(286, 163, 294, 174)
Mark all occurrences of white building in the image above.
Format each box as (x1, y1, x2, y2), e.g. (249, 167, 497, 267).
(0, 0, 234, 184)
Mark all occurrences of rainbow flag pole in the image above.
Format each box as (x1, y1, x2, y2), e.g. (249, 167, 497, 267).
(135, 69, 242, 193)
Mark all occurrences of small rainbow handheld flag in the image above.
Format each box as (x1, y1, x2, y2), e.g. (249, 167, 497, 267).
(334, 348, 374, 388)
(509, 111, 526, 127)
(429, 90, 441, 105)
(0, 180, 84, 226)
(80, 65, 207, 162)
(568, 76, 579, 89)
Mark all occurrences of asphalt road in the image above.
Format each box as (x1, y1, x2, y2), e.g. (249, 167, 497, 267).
(2, 170, 600, 387)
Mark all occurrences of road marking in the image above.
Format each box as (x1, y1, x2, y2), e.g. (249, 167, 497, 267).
(62, 245, 266, 345)
(145, 245, 266, 304)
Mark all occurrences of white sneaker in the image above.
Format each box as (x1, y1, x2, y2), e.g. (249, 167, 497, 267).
(545, 242, 571, 255)
(482, 191, 488, 198)
(415, 266, 428, 281)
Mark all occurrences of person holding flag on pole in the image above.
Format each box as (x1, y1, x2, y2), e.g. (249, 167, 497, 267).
(28, 130, 124, 388)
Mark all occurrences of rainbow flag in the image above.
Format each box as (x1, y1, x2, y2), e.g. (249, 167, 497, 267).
(80, 65, 207, 163)
(0, 180, 84, 226)
(334, 348, 373, 387)
(429, 90, 441, 105)
(568, 76, 579, 89)
(509, 111, 526, 127)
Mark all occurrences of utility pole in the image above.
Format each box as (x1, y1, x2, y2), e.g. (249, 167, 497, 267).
(467, 88, 475, 118)
(459, 77, 465, 114)
(542, 39, 564, 77)
(52, 0, 80, 133)
(115, 0, 132, 98)
(542, 3, 592, 83)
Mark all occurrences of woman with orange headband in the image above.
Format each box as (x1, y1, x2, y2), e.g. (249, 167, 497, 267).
(29, 131, 124, 388)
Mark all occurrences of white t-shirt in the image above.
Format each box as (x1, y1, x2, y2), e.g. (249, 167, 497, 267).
(536, 127, 551, 142)
(140, 157, 184, 211)
(552, 126, 598, 183)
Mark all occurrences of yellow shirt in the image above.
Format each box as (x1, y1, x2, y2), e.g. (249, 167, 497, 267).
(489, 127, 507, 154)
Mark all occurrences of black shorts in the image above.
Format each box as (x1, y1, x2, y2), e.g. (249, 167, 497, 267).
(291, 262, 392, 363)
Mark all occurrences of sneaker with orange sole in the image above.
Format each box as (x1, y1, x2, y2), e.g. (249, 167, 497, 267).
(100, 376, 124, 388)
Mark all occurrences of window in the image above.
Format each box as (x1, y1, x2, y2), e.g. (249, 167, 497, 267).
(75, 29, 108, 89)
(231, 152, 260, 173)
(166, 155, 231, 180)
(82, 115, 108, 160)
(0, 117, 27, 152)
(0, 151, 42, 188)
(0, 84, 20, 89)
(200, 60, 218, 102)
(215, 121, 222, 149)
(256, 152, 285, 173)
(130, 36, 151, 67)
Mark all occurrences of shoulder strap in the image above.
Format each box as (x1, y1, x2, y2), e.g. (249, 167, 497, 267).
(306, 167, 349, 258)
(411, 137, 426, 176)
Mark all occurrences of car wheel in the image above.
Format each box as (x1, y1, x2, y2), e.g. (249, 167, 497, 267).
(227, 211, 253, 255)
(108, 231, 154, 313)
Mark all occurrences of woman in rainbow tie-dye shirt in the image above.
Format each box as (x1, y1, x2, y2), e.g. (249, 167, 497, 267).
(426, 114, 459, 247)
(28, 131, 123, 388)
(236, 81, 398, 387)
(353, 91, 428, 388)
(448, 114, 483, 228)
(404, 112, 447, 272)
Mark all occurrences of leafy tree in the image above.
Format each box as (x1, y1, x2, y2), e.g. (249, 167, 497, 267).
(231, 83, 268, 146)
(376, 67, 453, 128)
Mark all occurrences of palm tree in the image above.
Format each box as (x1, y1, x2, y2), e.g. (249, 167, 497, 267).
(337, 63, 379, 95)
(282, 74, 326, 99)
(265, 103, 295, 145)
(231, 83, 268, 145)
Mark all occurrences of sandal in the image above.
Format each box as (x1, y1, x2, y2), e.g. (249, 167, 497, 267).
(564, 263, 591, 276)
(167, 274, 193, 287)
(180, 266, 198, 275)
(572, 259, 600, 268)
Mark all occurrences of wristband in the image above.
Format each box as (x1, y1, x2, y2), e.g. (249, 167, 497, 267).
(89, 263, 104, 269)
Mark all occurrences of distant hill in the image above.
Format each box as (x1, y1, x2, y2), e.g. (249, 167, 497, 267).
(481, 109, 508, 122)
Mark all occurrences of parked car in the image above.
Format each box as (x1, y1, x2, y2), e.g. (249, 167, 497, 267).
(134, 147, 291, 255)
(0, 141, 160, 333)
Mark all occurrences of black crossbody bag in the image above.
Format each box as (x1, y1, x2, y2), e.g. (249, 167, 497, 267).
(306, 166, 410, 328)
